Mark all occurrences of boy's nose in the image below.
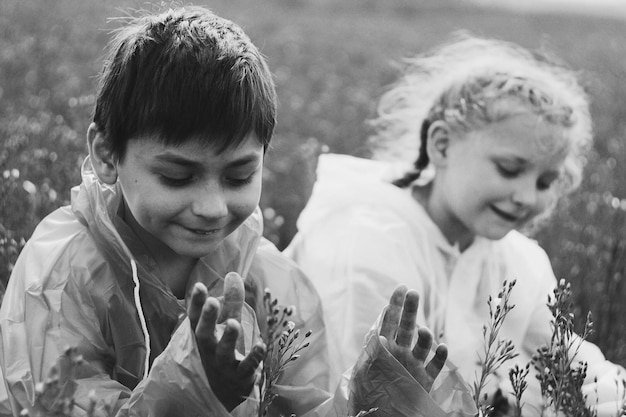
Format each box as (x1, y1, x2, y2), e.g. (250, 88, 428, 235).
(191, 183, 228, 218)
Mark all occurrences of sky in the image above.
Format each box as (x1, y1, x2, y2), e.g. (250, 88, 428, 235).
(471, 0, 626, 20)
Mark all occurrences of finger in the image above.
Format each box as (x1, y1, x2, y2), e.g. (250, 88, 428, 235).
(56, 348, 74, 383)
(215, 318, 240, 365)
(380, 284, 408, 340)
(396, 289, 419, 347)
(188, 282, 209, 331)
(425, 343, 448, 380)
(378, 335, 391, 351)
(412, 327, 433, 363)
(196, 297, 220, 351)
(219, 272, 245, 323)
(238, 343, 266, 378)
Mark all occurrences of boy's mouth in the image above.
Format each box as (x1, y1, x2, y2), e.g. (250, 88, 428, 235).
(190, 228, 219, 235)
(180, 224, 221, 235)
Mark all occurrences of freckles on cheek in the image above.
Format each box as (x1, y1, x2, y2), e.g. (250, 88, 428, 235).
(234, 200, 259, 218)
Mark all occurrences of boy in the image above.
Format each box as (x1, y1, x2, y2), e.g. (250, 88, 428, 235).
(0, 6, 457, 416)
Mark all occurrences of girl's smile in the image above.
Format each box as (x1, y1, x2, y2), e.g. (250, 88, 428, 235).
(489, 204, 525, 223)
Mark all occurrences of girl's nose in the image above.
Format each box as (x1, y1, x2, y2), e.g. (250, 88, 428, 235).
(191, 182, 228, 218)
(511, 179, 538, 207)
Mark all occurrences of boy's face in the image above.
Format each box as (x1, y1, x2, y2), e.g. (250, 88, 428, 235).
(115, 134, 263, 260)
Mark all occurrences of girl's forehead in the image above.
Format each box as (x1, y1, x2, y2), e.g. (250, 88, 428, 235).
(467, 113, 572, 160)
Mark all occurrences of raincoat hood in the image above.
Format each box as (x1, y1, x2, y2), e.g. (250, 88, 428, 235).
(73, 156, 263, 288)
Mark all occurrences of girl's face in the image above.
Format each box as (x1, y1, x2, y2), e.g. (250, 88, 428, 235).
(426, 113, 568, 248)
(115, 134, 263, 261)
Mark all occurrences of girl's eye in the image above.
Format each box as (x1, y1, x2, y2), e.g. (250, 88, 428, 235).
(537, 173, 559, 191)
(496, 163, 521, 178)
(537, 180, 551, 191)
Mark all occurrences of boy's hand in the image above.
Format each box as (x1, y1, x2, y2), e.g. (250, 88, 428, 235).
(379, 285, 447, 392)
(187, 272, 266, 412)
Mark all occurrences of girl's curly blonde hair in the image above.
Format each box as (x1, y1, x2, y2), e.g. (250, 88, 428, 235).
(369, 32, 592, 195)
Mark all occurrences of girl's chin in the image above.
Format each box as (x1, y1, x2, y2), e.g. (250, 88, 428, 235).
(483, 229, 512, 241)
(474, 223, 513, 241)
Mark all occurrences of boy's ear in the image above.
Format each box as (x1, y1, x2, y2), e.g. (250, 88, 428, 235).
(87, 123, 118, 185)
(426, 120, 451, 168)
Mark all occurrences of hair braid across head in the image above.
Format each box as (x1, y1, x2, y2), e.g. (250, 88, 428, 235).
(369, 32, 591, 192)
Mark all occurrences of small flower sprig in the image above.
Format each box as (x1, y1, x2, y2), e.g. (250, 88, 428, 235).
(532, 278, 595, 417)
(473, 279, 519, 416)
(258, 288, 312, 417)
(20, 346, 113, 417)
(21, 347, 81, 417)
(508, 363, 530, 417)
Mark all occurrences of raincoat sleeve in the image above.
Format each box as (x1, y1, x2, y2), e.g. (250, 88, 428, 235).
(120, 317, 256, 417)
(0, 223, 255, 417)
(0, 225, 137, 417)
(286, 206, 433, 383)
(346, 325, 476, 417)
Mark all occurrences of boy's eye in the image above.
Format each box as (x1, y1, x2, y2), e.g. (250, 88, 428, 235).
(159, 174, 193, 187)
(226, 171, 256, 187)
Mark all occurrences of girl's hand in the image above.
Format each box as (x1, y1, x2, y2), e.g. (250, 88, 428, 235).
(187, 272, 266, 411)
(379, 284, 448, 392)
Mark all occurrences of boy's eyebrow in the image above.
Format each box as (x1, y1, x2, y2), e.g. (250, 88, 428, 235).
(153, 151, 262, 167)
(226, 153, 263, 168)
(154, 153, 203, 168)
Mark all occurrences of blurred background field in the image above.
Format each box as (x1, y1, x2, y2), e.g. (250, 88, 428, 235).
(2, 0, 626, 364)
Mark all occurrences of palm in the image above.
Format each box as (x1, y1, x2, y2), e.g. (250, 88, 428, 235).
(379, 285, 448, 392)
(187, 272, 266, 411)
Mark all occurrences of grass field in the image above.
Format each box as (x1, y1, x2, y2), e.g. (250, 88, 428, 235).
(2, 0, 626, 365)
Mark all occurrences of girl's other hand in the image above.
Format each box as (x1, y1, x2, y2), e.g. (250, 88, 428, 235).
(380, 285, 448, 392)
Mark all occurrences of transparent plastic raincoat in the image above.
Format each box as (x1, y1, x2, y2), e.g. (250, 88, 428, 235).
(287, 153, 626, 417)
(0, 157, 329, 416)
(0, 157, 475, 417)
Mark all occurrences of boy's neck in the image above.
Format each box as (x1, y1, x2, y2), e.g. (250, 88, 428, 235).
(158, 256, 198, 299)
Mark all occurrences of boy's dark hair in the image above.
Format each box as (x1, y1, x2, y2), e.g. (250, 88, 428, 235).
(93, 6, 276, 161)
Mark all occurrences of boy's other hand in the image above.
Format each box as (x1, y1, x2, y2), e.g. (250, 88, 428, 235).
(379, 285, 447, 392)
(187, 272, 266, 411)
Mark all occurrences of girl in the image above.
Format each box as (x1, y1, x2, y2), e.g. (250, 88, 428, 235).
(287, 33, 625, 416)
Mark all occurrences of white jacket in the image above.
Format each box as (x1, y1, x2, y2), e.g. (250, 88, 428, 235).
(287, 153, 626, 417)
